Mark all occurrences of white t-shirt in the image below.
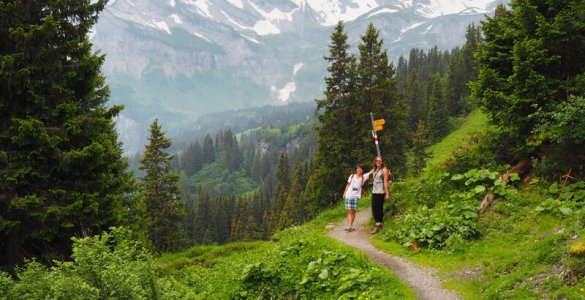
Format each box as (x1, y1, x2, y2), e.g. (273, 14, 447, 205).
(345, 173, 370, 199)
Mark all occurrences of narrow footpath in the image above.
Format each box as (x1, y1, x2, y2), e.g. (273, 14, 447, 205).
(327, 209, 461, 300)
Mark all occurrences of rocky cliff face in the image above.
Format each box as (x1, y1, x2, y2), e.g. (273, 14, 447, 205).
(91, 0, 508, 153)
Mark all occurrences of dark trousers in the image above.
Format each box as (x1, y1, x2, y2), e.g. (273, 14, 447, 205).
(372, 193, 385, 223)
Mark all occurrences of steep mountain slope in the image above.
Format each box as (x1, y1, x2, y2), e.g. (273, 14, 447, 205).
(91, 0, 508, 153)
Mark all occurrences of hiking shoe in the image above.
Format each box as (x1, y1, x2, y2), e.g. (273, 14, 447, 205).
(371, 225, 381, 234)
(349, 227, 355, 232)
(344, 227, 351, 231)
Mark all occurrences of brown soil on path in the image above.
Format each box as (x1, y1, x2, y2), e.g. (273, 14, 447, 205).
(327, 209, 461, 300)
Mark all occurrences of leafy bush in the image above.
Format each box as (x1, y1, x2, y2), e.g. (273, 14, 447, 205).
(234, 227, 411, 299)
(0, 272, 12, 300)
(536, 96, 585, 145)
(383, 202, 480, 250)
(450, 168, 519, 198)
(4, 227, 194, 299)
(535, 181, 585, 217)
(531, 96, 585, 178)
(549, 181, 585, 203)
(390, 173, 451, 210)
(386, 168, 522, 250)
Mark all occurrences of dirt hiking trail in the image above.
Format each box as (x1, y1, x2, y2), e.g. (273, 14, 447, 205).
(327, 209, 461, 300)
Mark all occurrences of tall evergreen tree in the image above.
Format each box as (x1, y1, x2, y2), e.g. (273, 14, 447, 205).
(202, 134, 215, 164)
(215, 194, 235, 244)
(447, 24, 481, 116)
(0, 0, 131, 266)
(473, 1, 585, 140)
(180, 173, 196, 243)
(355, 23, 409, 170)
(408, 120, 430, 176)
(305, 21, 356, 207)
(223, 129, 243, 171)
(272, 154, 290, 231)
(181, 142, 203, 176)
(427, 74, 449, 141)
(446, 49, 467, 116)
(193, 188, 212, 244)
(229, 198, 249, 242)
(137, 119, 187, 253)
(405, 68, 425, 130)
(280, 162, 308, 227)
(244, 208, 259, 242)
(462, 24, 481, 87)
(396, 56, 409, 93)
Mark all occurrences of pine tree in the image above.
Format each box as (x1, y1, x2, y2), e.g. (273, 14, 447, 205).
(408, 120, 430, 176)
(180, 173, 196, 243)
(447, 24, 481, 116)
(181, 142, 203, 176)
(305, 20, 356, 207)
(202, 134, 215, 164)
(355, 23, 409, 170)
(272, 154, 290, 230)
(473, 1, 585, 139)
(261, 209, 272, 239)
(244, 211, 259, 242)
(280, 162, 307, 227)
(462, 24, 480, 86)
(405, 68, 425, 130)
(427, 74, 449, 142)
(137, 119, 187, 253)
(229, 198, 249, 242)
(223, 129, 243, 171)
(193, 188, 212, 244)
(446, 48, 466, 116)
(215, 194, 235, 244)
(396, 56, 409, 93)
(0, 0, 131, 266)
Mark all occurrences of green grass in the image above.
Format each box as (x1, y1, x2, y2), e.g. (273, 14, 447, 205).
(371, 110, 585, 299)
(426, 110, 489, 170)
(155, 199, 416, 299)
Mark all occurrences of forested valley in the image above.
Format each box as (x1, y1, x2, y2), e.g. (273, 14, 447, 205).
(2, 0, 585, 299)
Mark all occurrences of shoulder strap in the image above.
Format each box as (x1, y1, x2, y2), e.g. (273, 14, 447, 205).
(360, 174, 364, 196)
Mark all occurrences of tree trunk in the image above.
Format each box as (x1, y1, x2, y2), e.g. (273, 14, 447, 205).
(479, 160, 531, 214)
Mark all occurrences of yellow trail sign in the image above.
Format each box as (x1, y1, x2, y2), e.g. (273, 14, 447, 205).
(373, 119, 385, 132)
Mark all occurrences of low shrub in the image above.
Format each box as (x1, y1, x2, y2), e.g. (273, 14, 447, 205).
(382, 201, 480, 250)
(3, 227, 194, 299)
(235, 231, 401, 299)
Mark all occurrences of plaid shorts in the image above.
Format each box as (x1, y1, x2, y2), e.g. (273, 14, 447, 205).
(345, 196, 359, 210)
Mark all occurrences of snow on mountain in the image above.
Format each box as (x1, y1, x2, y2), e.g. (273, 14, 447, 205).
(184, 0, 213, 19)
(393, 22, 425, 43)
(298, 0, 380, 26)
(415, 0, 493, 18)
(368, 8, 399, 18)
(226, 0, 244, 9)
(169, 14, 182, 24)
(273, 82, 297, 102)
(293, 63, 304, 76)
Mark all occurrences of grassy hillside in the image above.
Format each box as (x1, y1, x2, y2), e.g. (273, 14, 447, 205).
(156, 200, 416, 299)
(373, 110, 585, 299)
(0, 200, 415, 299)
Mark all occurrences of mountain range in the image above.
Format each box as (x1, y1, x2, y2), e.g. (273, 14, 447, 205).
(90, 0, 508, 154)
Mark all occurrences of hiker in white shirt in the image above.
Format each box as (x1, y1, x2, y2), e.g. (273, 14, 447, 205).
(342, 165, 371, 232)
